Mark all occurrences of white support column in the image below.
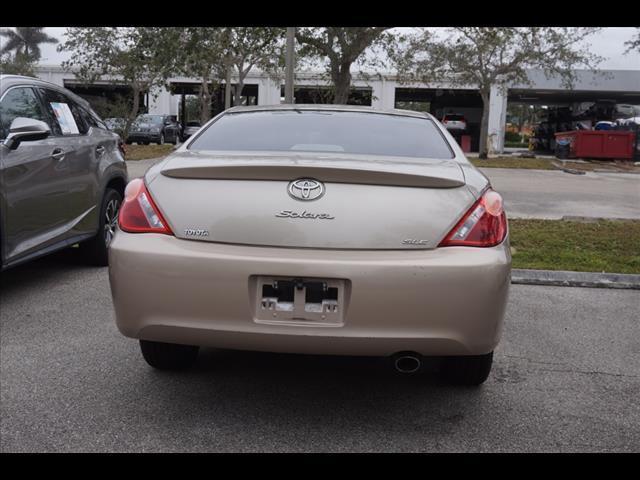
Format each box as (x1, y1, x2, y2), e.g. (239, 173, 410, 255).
(371, 78, 396, 110)
(487, 84, 508, 154)
(258, 78, 282, 106)
(148, 85, 172, 114)
(169, 95, 179, 116)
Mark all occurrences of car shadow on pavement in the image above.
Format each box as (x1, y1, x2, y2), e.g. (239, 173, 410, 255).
(157, 347, 481, 401)
(127, 348, 485, 445)
(0, 247, 102, 297)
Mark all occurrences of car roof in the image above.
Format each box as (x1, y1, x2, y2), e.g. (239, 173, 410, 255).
(0, 74, 91, 110)
(224, 103, 435, 120)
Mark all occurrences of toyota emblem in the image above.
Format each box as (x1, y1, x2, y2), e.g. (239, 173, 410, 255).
(287, 178, 325, 201)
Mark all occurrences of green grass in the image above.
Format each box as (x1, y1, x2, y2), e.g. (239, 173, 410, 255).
(470, 157, 556, 170)
(124, 144, 175, 161)
(509, 219, 640, 274)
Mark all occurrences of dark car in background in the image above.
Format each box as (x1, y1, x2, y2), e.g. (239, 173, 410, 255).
(105, 117, 126, 137)
(0, 75, 128, 270)
(127, 114, 181, 145)
(181, 121, 201, 141)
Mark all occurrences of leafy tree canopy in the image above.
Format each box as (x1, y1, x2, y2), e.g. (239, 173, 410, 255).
(393, 27, 603, 157)
(295, 27, 397, 104)
(0, 27, 58, 62)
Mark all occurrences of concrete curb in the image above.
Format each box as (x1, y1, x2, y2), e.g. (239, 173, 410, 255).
(512, 269, 640, 290)
(561, 216, 639, 223)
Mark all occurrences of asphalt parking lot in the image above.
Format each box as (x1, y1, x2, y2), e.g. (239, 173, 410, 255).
(1, 249, 639, 452)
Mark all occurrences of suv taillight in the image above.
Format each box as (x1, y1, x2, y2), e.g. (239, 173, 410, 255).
(438, 189, 507, 247)
(118, 178, 173, 235)
(118, 138, 127, 158)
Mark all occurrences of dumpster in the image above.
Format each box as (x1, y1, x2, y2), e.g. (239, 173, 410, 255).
(460, 135, 471, 153)
(554, 130, 635, 160)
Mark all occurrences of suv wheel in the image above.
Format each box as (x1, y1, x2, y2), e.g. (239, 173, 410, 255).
(79, 188, 122, 266)
(439, 352, 493, 386)
(139, 340, 199, 370)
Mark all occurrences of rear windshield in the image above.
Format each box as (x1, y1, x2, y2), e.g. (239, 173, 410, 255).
(135, 114, 163, 125)
(444, 114, 465, 121)
(188, 110, 454, 159)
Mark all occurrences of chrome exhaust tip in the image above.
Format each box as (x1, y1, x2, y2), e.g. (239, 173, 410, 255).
(393, 352, 422, 374)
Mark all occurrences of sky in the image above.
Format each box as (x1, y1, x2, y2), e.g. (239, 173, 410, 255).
(26, 27, 640, 70)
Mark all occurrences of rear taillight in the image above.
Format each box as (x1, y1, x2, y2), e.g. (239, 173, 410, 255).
(438, 189, 507, 247)
(118, 178, 173, 235)
(118, 138, 127, 158)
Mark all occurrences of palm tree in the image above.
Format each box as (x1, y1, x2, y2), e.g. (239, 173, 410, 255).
(0, 27, 58, 62)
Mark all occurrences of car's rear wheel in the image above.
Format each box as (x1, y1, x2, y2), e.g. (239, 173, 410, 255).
(80, 188, 122, 266)
(139, 340, 199, 370)
(439, 352, 493, 386)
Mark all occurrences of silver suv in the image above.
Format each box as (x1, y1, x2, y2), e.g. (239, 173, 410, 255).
(0, 75, 128, 270)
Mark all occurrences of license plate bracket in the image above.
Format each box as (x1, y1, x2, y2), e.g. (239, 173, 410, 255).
(252, 276, 347, 326)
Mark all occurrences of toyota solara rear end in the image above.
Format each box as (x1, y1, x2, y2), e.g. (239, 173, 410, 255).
(108, 105, 510, 385)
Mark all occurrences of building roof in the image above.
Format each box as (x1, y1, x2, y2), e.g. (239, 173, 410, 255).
(224, 103, 433, 119)
(512, 69, 640, 92)
(0, 74, 92, 108)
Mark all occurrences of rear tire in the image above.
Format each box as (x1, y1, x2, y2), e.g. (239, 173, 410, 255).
(439, 352, 493, 386)
(79, 188, 122, 267)
(139, 340, 199, 370)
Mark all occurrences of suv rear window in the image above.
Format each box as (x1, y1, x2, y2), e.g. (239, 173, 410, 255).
(188, 110, 454, 159)
(444, 114, 465, 121)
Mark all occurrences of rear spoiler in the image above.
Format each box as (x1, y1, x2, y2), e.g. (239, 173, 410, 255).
(160, 154, 466, 189)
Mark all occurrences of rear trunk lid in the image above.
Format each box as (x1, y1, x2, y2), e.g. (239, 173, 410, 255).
(147, 151, 479, 250)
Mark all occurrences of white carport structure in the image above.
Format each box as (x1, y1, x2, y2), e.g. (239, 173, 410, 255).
(34, 65, 640, 154)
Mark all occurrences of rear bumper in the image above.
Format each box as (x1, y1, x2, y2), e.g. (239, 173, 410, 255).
(108, 232, 511, 357)
(127, 133, 161, 143)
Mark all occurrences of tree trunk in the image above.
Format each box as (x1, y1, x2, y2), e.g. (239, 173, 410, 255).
(124, 84, 141, 140)
(233, 77, 244, 107)
(224, 66, 232, 110)
(199, 77, 212, 124)
(478, 89, 491, 159)
(332, 63, 352, 105)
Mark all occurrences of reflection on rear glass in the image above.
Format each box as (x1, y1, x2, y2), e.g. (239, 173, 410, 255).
(189, 110, 454, 159)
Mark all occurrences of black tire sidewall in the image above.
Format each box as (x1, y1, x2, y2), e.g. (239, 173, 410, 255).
(80, 188, 123, 266)
(139, 340, 199, 370)
(440, 352, 493, 386)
